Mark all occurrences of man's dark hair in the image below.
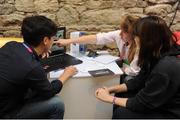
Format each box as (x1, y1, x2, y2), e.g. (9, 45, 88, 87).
(21, 15, 57, 47)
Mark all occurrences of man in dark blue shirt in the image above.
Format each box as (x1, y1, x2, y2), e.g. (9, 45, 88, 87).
(0, 16, 77, 119)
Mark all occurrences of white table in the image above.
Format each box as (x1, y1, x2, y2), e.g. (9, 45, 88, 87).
(59, 75, 120, 119)
(50, 53, 123, 119)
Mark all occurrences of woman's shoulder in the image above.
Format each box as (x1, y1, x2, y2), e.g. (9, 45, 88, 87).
(153, 56, 180, 74)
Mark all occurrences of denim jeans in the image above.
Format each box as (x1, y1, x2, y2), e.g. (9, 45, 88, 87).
(3, 95, 65, 119)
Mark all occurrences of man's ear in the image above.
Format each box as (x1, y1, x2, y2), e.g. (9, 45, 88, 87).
(43, 37, 49, 46)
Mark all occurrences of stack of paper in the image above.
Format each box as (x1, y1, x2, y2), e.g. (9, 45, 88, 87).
(49, 52, 123, 78)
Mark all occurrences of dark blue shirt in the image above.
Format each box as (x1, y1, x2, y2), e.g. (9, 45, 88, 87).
(0, 41, 62, 117)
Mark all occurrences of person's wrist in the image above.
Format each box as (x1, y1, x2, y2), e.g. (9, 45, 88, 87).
(112, 96, 117, 105)
(107, 95, 114, 103)
(107, 87, 111, 92)
(109, 86, 118, 93)
(108, 88, 114, 94)
(58, 74, 70, 84)
(72, 38, 78, 44)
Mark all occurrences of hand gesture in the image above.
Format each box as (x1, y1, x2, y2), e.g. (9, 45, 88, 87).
(54, 39, 72, 47)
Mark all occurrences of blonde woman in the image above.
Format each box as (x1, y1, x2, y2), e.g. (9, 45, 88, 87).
(56, 15, 140, 77)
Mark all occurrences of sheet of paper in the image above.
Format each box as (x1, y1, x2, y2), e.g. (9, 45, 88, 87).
(50, 59, 107, 78)
(49, 52, 123, 78)
(49, 61, 123, 78)
(50, 69, 90, 78)
(83, 54, 119, 64)
(106, 62, 123, 75)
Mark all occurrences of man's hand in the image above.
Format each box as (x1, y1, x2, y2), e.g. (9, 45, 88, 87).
(41, 50, 51, 59)
(58, 66, 78, 84)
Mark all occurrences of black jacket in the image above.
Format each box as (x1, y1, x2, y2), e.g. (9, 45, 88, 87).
(0, 41, 63, 116)
(126, 45, 180, 118)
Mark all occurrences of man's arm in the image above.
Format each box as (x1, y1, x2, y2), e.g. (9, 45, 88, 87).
(58, 66, 77, 84)
(26, 66, 77, 99)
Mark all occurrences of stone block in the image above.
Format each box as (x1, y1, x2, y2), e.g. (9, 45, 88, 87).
(145, 4, 172, 16)
(15, 0, 35, 12)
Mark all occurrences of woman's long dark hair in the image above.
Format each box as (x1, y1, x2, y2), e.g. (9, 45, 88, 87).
(133, 16, 176, 69)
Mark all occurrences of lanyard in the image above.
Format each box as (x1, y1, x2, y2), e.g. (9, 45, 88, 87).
(22, 43, 33, 54)
(22, 43, 39, 61)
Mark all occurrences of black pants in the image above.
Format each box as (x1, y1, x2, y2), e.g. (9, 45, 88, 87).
(113, 91, 176, 119)
(112, 106, 174, 119)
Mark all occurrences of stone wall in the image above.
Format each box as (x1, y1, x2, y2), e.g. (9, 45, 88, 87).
(0, 0, 179, 54)
(0, 0, 179, 37)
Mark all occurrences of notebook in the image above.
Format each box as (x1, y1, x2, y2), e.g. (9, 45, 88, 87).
(40, 27, 83, 72)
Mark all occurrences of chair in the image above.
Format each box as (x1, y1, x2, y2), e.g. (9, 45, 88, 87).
(174, 31, 180, 45)
(0, 37, 23, 48)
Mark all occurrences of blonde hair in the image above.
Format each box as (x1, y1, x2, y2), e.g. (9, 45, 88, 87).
(120, 14, 140, 63)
